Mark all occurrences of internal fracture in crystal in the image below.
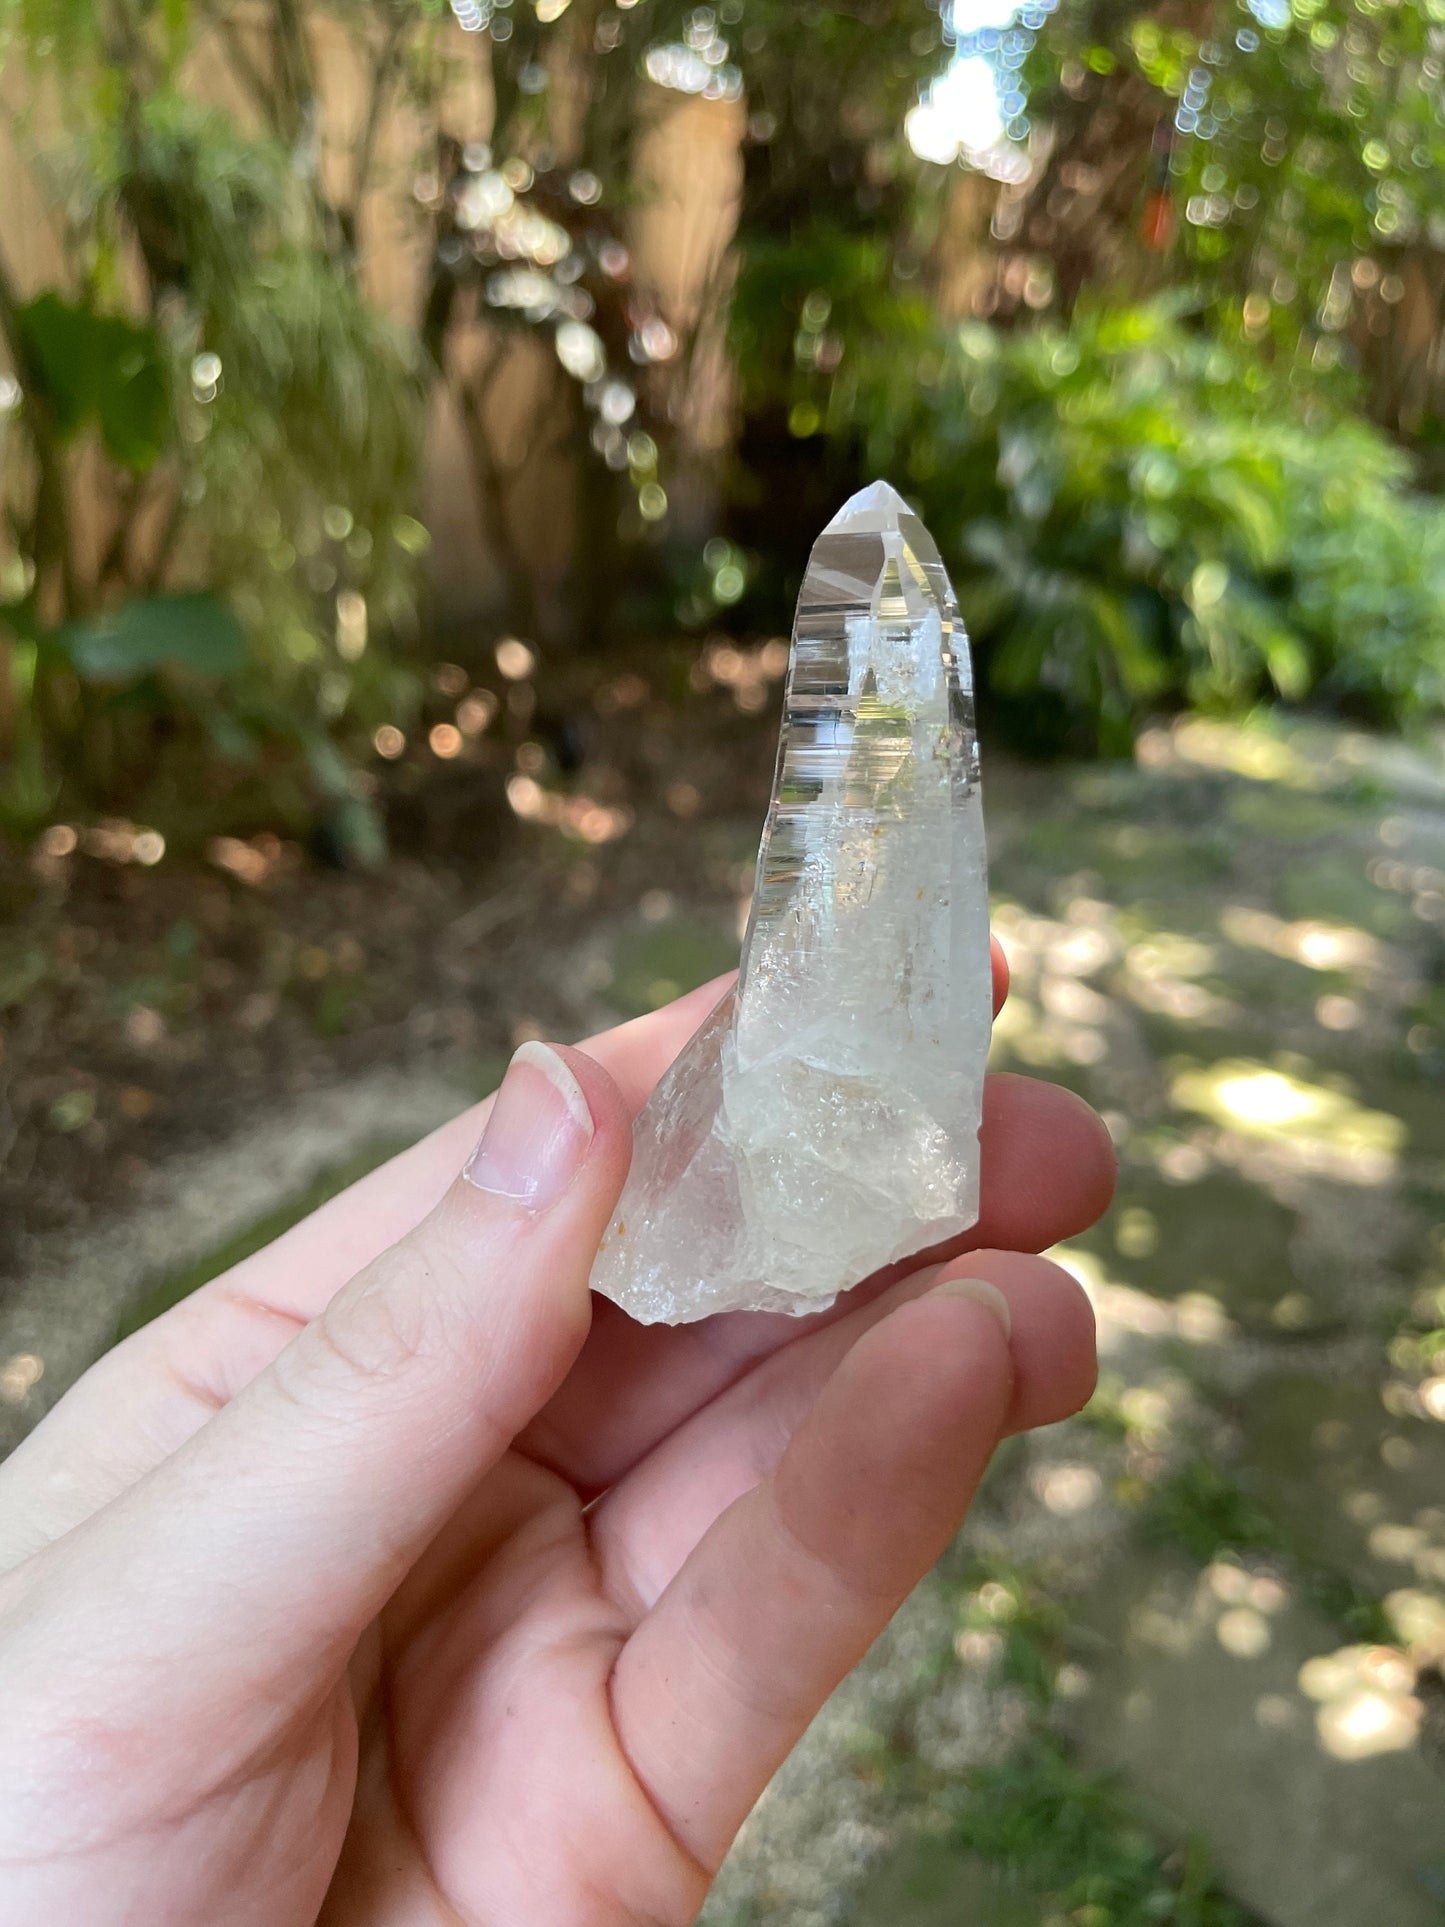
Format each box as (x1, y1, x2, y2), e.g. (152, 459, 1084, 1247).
(590, 480, 991, 1323)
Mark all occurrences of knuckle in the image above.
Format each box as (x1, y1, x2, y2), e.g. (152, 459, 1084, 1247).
(274, 1234, 470, 1414)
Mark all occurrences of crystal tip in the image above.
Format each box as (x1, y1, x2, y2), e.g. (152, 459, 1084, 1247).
(823, 479, 913, 532)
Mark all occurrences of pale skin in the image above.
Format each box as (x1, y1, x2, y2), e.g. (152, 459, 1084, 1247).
(0, 946, 1114, 1926)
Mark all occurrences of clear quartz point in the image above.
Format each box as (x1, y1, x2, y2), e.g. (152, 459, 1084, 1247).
(590, 480, 990, 1323)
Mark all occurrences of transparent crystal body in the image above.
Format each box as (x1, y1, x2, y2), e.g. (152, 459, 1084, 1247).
(590, 481, 990, 1322)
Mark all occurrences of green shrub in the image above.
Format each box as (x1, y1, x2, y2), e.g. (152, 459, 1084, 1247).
(849, 301, 1445, 753)
(1, 31, 426, 854)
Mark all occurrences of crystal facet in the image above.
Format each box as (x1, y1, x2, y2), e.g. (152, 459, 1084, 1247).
(591, 480, 990, 1323)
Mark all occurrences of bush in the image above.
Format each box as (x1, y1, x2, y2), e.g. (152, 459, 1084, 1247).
(1, 54, 426, 855)
(849, 301, 1445, 754)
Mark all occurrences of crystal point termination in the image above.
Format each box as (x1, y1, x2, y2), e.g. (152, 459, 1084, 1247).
(590, 480, 991, 1323)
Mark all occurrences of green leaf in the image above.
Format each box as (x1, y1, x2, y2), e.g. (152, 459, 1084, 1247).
(14, 292, 169, 471)
(160, 0, 190, 66)
(0, 598, 43, 647)
(15, 291, 94, 438)
(55, 594, 246, 682)
(89, 315, 170, 469)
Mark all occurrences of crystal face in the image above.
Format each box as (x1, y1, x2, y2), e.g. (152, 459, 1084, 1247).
(590, 480, 990, 1323)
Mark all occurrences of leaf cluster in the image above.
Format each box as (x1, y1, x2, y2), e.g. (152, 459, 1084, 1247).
(852, 300, 1445, 752)
(1, 6, 428, 845)
(954, 1735, 1252, 1927)
(1021, 0, 1445, 400)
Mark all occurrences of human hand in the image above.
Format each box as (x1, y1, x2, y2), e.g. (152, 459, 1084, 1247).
(0, 947, 1113, 1925)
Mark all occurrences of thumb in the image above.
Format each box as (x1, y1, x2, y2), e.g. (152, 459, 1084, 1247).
(16, 1042, 628, 1692)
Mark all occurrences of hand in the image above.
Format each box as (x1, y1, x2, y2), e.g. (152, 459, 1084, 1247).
(0, 951, 1113, 1926)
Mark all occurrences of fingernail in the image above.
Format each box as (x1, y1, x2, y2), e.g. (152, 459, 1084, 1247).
(464, 1042, 594, 1210)
(932, 1275, 1011, 1338)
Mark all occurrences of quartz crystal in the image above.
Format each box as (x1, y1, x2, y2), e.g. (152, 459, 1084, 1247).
(590, 480, 990, 1323)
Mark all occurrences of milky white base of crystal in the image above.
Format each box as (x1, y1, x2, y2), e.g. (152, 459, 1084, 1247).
(592, 979, 983, 1324)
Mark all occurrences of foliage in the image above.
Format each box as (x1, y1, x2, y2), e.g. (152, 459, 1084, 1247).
(726, 0, 949, 400)
(0, 5, 427, 850)
(54, 593, 246, 681)
(975, 0, 1445, 438)
(6, 0, 1445, 842)
(1140, 1460, 1278, 1567)
(1, 0, 806, 844)
(947, 1560, 1250, 1926)
(721, 0, 950, 608)
(953, 1735, 1252, 1926)
(852, 300, 1445, 752)
(14, 293, 169, 470)
(1142, 1460, 1396, 1645)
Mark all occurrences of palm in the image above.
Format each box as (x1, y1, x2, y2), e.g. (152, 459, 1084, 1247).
(335, 1450, 693, 1925)
(321, 1299, 915, 1924)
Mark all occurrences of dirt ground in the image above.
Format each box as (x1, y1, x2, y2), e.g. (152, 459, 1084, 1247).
(0, 639, 775, 1277)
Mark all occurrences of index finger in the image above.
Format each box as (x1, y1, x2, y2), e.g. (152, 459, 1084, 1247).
(0, 944, 1016, 1561)
(213, 937, 1002, 1318)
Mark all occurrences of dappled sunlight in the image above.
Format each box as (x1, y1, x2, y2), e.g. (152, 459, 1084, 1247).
(1138, 1135, 1216, 1184)
(1366, 853, 1445, 927)
(1387, 1588, 1445, 1657)
(1120, 1562, 1428, 1765)
(0, 1353, 44, 1404)
(1139, 715, 1444, 804)
(989, 896, 1124, 1069)
(975, 729, 1441, 1895)
(1215, 1606, 1273, 1659)
(1299, 1646, 1422, 1761)
(1029, 1462, 1106, 1519)
(1141, 718, 1323, 790)
(1124, 933, 1216, 976)
(1051, 1244, 1235, 1351)
(1122, 929, 1237, 1025)
(1129, 1561, 1295, 1672)
(1170, 1059, 1406, 1182)
(1365, 1515, 1445, 1588)
(1208, 1559, 1290, 1618)
(1114, 1205, 1158, 1259)
(1219, 905, 1382, 973)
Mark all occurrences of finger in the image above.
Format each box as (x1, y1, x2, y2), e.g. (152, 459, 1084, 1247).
(15, 1044, 629, 1709)
(609, 1279, 1014, 1871)
(214, 973, 738, 1321)
(520, 1069, 1114, 1491)
(0, 943, 1029, 1564)
(589, 1249, 1092, 1621)
(185, 943, 1000, 1329)
(0, 978, 731, 1562)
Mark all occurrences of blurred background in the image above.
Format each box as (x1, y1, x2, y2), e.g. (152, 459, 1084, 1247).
(2, 1, 1445, 1921)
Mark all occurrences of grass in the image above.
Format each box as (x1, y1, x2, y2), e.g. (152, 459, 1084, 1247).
(949, 1737, 1255, 1927)
(845, 1554, 1264, 1927)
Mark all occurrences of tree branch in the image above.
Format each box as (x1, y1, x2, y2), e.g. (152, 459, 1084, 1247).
(343, 9, 410, 258)
(197, 6, 279, 134)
